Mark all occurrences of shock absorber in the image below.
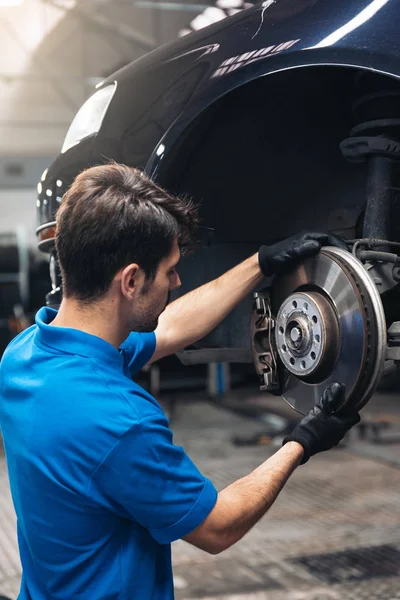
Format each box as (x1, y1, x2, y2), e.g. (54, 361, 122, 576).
(341, 72, 400, 243)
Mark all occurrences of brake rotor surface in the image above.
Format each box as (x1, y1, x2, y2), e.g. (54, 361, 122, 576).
(272, 247, 386, 415)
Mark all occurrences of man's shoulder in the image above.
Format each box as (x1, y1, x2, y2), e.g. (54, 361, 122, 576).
(3, 324, 35, 352)
(1, 325, 36, 367)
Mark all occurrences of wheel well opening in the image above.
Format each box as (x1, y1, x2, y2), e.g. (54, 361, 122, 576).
(158, 66, 400, 244)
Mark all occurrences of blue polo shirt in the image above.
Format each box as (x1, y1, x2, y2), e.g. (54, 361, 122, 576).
(0, 307, 217, 599)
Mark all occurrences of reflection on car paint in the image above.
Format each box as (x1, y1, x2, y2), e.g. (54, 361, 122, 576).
(179, 0, 255, 37)
(211, 39, 301, 77)
(252, 0, 276, 40)
(167, 43, 221, 63)
(308, 0, 390, 49)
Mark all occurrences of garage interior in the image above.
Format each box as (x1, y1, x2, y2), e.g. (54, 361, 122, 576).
(0, 1, 400, 599)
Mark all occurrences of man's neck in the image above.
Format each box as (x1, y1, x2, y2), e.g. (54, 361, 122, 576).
(50, 296, 128, 349)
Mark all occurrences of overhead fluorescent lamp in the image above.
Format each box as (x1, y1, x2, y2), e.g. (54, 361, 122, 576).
(136, 2, 210, 10)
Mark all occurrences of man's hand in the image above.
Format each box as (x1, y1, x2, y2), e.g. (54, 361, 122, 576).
(258, 231, 348, 277)
(283, 383, 360, 464)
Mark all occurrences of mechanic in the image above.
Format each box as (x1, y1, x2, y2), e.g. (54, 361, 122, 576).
(0, 163, 360, 600)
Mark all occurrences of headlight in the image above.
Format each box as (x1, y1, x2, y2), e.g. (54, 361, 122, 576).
(61, 82, 117, 154)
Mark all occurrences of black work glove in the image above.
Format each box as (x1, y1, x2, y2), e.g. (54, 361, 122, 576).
(283, 382, 360, 464)
(258, 231, 348, 277)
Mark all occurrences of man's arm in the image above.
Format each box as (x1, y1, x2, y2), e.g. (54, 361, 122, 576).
(183, 383, 360, 555)
(183, 442, 303, 554)
(150, 253, 263, 363)
(150, 231, 347, 363)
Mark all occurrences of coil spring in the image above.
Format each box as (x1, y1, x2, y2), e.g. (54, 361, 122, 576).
(349, 71, 400, 140)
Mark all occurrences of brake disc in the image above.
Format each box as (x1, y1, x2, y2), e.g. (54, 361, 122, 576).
(271, 247, 387, 414)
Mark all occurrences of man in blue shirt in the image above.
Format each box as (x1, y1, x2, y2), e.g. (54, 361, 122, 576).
(0, 164, 359, 599)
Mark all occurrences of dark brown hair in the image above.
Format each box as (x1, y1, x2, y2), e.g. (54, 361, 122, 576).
(55, 163, 198, 301)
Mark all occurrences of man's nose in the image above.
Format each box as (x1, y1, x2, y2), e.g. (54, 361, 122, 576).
(171, 273, 181, 290)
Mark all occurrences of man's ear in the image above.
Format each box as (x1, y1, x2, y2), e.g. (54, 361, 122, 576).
(120, 263, 141, 299)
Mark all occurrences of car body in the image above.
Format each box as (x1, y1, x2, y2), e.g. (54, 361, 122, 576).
(36, 0, 400, 363)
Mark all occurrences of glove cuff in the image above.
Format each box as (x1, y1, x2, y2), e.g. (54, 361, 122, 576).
(282, 434, 311, 465)
(258, 245, 272, 277)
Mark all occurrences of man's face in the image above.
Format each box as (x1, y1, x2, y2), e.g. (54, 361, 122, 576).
(129, 240, 182, 332)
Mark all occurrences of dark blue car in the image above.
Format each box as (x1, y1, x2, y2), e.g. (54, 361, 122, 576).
(36, 0, 400, 413)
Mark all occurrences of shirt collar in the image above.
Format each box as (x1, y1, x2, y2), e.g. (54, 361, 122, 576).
(34, 306, 124, 369)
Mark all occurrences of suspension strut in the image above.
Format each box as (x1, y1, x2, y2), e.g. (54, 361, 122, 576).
(340, 72, 400, 244)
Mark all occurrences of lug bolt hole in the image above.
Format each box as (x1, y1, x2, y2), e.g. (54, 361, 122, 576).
(290, 357, 295, 365)
(312, 315, 318, 324)
(301, 360, 306, 369)
(303, 302, 308, 311)
(315, 334, 320, 343)
(311, 352, 316, 360)
(279, 326, 284, 334)
(282, 344, 287, 352)
(292, 301, 298, 309)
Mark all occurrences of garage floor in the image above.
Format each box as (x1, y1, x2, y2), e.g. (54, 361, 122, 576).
(0, 390, 399, 599)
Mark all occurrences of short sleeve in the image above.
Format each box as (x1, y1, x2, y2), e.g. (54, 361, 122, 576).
(88, 412, 217, 544)
(119, 331, 156, 373)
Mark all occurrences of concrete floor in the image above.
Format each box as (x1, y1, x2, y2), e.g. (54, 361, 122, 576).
(0, 389, 399, 599)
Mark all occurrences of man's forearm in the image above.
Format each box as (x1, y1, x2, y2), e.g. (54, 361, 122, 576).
(156, 253, 264, 354)
(184, 441, 304, 554)
(214, 442, 303, 551)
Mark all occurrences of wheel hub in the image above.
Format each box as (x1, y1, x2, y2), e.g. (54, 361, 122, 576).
(275, 291, 339, 379)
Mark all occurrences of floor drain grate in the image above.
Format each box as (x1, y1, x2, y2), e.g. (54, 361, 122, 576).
(292, 544, 400, 584)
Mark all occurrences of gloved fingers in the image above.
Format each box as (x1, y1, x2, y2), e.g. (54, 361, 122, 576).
(291, 239, 321, 260)
(298, 407, 320, 427)
(259, 231, 347, 279)
(320, 382, 345, 415)
(326, 234, 349, 250)
(334, 411, 361, 429)
(303, 232, 348, 251)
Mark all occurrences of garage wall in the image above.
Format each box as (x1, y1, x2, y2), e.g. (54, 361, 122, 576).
(0, 189, 38, 248)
